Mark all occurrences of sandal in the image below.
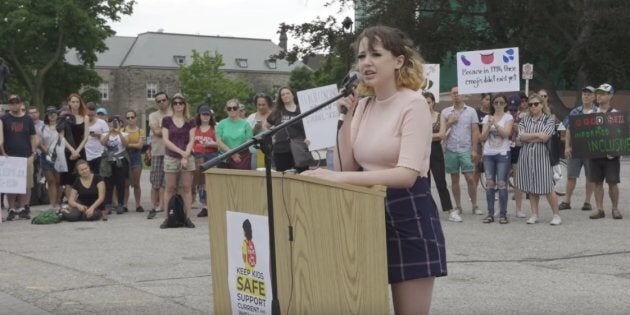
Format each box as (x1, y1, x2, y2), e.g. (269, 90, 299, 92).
(499, 216, 509, 224)
(482, 216, 494, 223)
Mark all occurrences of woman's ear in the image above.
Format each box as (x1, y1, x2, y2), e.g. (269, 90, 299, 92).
(395, 55, 405, 70)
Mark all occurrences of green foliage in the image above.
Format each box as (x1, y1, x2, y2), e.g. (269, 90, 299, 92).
(288, 66, 317, 92)
(179, 50, 253, 121)
(0, 0, 134, 107)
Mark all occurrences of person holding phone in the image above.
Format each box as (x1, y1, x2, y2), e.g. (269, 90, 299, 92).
(85, 103, 109, 175)
(100, 115, 129, 214)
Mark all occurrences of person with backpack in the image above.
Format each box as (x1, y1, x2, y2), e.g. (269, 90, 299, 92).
(161, 93, 195, 228)
(38, 106, 70, 210)
(515, 93, 562, 225)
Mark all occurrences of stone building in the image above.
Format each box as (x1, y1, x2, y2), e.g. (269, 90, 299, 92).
(65, 31, 304, 121)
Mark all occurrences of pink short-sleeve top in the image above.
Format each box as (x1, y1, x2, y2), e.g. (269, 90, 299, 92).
(351, 88, 432, 176)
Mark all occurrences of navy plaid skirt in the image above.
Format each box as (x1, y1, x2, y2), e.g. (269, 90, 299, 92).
(385, 177, 447, 283)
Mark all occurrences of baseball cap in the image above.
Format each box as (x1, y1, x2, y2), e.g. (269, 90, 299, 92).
(239, 103, 245, 111)
(198, 105, 212, 114)
(96, 107, 108, 115)
(595, 83, 614, 94)
(45, 106, 59, 114)
(7, 95, 21, 103)
(507, 94, 521, 111)
(582, 86, 595, 93)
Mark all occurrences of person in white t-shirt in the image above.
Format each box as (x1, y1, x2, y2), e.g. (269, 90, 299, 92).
(85, 103, 109, 175)
(480, 94, 514, 224)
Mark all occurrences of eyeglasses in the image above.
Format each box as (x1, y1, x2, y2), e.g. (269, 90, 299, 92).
(528, 102, 541, 107)
(493, 101, 506, 105)
(156, 99, 168, 103)
(172, 101, 185, 105)
(126, 116, 136, 120)
(226, 106, 239, 111)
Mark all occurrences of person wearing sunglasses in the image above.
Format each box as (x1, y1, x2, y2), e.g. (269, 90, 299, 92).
(161, 93, 196, 228)
(191, 105, 218, 217)
(515, 93, 561, 225)
(122, 110, 145, 213)
(38, 106, 70, 210)
(216, 99, 253, 170)
(480, 94, 514, 224)
(146, 91, 172, 220)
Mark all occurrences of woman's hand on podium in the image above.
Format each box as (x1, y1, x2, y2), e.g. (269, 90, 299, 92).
(301, 168, 341, 182)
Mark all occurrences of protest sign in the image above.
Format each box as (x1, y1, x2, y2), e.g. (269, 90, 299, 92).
(422, 64, 441, 102)
(456, 47, 520, 94)
(569, 112, 630, 159)
(0, 156, 27, 194)
(297, 84, 340, 151)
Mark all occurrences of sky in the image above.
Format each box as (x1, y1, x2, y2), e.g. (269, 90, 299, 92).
(110, 0, 354, 44)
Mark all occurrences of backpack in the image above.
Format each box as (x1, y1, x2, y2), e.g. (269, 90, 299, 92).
(166, 194, 186, 228)
(31, 210, 62, 224)
(545, 116, 562, 166)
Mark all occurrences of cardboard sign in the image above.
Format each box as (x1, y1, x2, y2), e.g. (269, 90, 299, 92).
(423, 64, 441, 102)
(0, 156, 27, 194)
(456, 47, 520, 94)
(569, 112, 630, 159)
(297, 84, 340, 151)
(226, 211, 273, 315)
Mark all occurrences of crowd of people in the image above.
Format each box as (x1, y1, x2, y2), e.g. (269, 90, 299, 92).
(0, 87, 310, 229)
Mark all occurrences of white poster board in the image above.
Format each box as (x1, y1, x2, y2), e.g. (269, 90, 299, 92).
(456, 47, 520, 94)
(423, 64, 441, 102)
(297, 84, 340, 151)
(0, 156, 27, 194)
(226, 211, 272, 315)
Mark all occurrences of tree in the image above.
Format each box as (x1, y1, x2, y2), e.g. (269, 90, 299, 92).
(282, 0, 630, 119)
(0, 0, 134, 107)
(288, 66, 317, 92)
(179, 50, 253, 120)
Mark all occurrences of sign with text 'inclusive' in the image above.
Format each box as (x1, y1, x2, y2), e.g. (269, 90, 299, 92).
(456, 47, 520, 94)
(569, 112, 630, 159)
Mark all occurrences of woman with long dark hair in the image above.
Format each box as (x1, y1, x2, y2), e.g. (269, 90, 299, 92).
(247, 93, 273, 169)
(266, 87, 309, 173)
(38, 106, 69, 209)
(122, 110, 145, 212)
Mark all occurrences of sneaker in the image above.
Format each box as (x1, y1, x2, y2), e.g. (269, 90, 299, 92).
(448, 211, 463, 222)
(558, 202, 571, 210)
(116, 206, 125, 215)
(159, 219, 168, 229)
(123, 206, 129, 213)
(6, 208, 17, 221)
(147, 209, 158, 219)
(184, 217, 196, 228)
(526, 216, 538, 224)
(18, 207, 31, 219)
(581, 203, 592, 211)
(136, 206, 145, 213)
(612, 209, 623, 220)
(197, 208, 208, 217)
(454, 206, 463, 215)
(516, 211, 527, 218)
(589, 210, 605, 219)
(550, 215, 562, 225)
(472, 206, 483, 215)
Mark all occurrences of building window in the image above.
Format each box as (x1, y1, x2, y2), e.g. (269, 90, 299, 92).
(265, 59, 277, 69)
(147, 82, 158, 99)
(173, 55, 186, 65)
(236, 58, 248, 68)
(99, 82, 109, 100)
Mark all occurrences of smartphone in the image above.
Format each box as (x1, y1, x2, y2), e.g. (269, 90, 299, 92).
(89, 131, 95, 135)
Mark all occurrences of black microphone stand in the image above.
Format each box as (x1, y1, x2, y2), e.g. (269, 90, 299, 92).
(200, 78, 358, 315)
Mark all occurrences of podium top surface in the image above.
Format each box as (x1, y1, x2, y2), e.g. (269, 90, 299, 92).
(204, 168, 386, 197)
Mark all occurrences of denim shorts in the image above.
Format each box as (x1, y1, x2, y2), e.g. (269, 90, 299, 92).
(39, 155, 56, 172)
(128, 150, 142, 168)
(193, 152, 219, 163)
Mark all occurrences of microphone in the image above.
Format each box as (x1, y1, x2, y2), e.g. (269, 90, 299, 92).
(338, 71, 361, 129)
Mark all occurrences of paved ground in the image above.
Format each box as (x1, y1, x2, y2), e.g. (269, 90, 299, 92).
(1, 161, 630, 314)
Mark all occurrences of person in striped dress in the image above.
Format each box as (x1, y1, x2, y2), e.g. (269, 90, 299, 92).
(515, 93, 562, 225)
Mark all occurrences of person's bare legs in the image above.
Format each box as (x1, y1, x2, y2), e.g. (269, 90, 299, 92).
(450, 173, 461, 210)
(43, 170, 60, 208)
(593, 182, 605, 211)
(463, 171, 478, 209)
(546, 191, 560, 215)
(584, 181, 594, 205)
(563, 177, 577, 205)
(179, 171, 194, 217)
(529, 193, 540, 218)
(391, 277, 435, 315)
(609, 183, 619, 211)
(163, 173, 177, 217)
(129, 166, 142, 209)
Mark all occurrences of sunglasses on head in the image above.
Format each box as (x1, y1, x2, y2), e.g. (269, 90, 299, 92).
(226, 106, 239, 111)
(528, 102, 541, 107)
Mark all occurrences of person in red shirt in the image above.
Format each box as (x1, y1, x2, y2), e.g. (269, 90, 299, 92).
(192, 105, 218, 217)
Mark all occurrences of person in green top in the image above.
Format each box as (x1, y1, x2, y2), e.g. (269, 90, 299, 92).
(216, 98, 253, 169)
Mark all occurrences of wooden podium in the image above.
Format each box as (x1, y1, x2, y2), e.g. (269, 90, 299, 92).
(204, 169, 389, 315)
